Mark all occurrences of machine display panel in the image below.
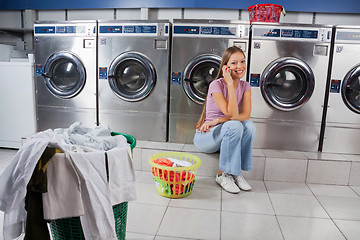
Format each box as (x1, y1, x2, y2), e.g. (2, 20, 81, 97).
(174, 26, 200, 34)
(337, 31, 360, 41)
(281, 29, 318, 39)
(200, 26, 236, 36)
(99, 26, 122, 33)
(34, 26, 55, 34)
(123, 25, 157, 34)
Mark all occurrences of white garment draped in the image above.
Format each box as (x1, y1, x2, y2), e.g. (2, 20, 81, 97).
(0, 123, 136, 240)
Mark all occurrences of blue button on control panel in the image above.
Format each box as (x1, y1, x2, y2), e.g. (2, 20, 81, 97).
(330, 79, 341, 93)
(35, 64, 43, 76)
(171, 72, 182, 85)
(99, 67, 108, 79)
(250, 74, 260, 87)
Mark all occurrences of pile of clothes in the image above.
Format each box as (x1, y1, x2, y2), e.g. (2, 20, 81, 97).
(0, 122, 136, 240)
(151, 157, 194, 195)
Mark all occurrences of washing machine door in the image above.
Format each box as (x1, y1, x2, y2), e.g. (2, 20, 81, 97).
(183, 54, 221, 105)
(108, 52, 156, 102)
(261, 57, 315, 111)
(42, 51, 86, 99)
(341, 64, 360, 114)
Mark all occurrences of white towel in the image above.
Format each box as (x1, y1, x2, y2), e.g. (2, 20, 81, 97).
(42, 153, 84, 220)
(107, 143, 136, 205)
(68, 150, 117, 240)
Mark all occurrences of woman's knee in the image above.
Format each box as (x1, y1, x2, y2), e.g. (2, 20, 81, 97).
(223, 120, 244, 137)
(242, 120, 256, 136)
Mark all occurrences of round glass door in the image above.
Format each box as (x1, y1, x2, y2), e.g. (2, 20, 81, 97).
(42, 51, 86, 99)
(261, 57, 315, 111)
(183, 54, 221, 105)
(341, 64, 360, 114)
(108, 52, 156, 102)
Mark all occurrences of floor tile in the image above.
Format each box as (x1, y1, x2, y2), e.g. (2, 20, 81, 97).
(136, 171, 155, 184)
(262, 149, 307, 159)
(264, 157, 307, 182)
(308, 184, 359, 198)
(243, 156, 265, 181)
(155, 236, 197, 240)
(277, 216, 345, 240)
(343, 154, 360, 162)
(144, 141, 184, 151)
(0, 148, 18, 156)
(303, 151, 349, 161)
(269, 193, 329, 218)
(222, 192, 274, 215)
(349, 162, 360, 186)
(126, 202, 167, 235)
(334, 219, 360, 240)
(193, 176, 218, 189)
(253, 148, 265, 157)
(265, 181, 313, 195)
(306, 160, 351, 185)
(134, 140, 149, 148)
(194, 152, 219, 177)
(247, 180, 267, 193)
(317, 196, 360, 221)
(182, 144, 201, 153)
(134, 182, 170, 206)
(169, 187, 221, 211)
(350, 186, 360, 196)
(221, 212, 283, 240)
(157, 207, 220, 240)
(125, 232, 154, 240)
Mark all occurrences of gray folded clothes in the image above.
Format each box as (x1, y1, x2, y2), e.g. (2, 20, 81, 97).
(55, 122, 121, 151)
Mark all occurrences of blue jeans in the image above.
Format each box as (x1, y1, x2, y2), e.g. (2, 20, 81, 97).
(193, 120, 256, 175)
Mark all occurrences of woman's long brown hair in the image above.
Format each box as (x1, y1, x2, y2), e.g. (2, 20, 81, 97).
(195, 46, 245, 129)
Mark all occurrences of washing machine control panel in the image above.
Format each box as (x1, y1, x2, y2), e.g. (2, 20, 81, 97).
(98, 23, 171, 36)
(173, 25, 241, 38)
(336, 30, 360, 44)
(34, 24, 96, 36)
(253, 26, 332, 42)
(99, 25, 157, 34)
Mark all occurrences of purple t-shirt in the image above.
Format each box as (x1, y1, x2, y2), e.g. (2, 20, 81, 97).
(205, 78, 251, 122)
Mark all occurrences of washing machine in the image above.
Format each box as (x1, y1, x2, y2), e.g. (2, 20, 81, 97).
(34, 21, 97, 130)
(97, 20, 170, 141)
(321, 25, 360, 154)
(169, 19, 250, 143)
(249, 22, 332, 152)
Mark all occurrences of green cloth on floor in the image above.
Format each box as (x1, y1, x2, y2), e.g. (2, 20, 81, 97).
(24, 147, 56, 240)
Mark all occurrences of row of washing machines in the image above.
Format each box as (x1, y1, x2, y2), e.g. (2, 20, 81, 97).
(33, 19, 360, 154)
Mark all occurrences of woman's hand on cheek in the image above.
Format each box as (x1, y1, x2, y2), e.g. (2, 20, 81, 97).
(222, 65, 233, 86)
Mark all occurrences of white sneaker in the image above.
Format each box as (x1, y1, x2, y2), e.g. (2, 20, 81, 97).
(233, 175, 251, 191)
(215, 173, 240, 194)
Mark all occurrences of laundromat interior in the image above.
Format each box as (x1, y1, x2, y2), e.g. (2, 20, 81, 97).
(1, 0, 360, 239)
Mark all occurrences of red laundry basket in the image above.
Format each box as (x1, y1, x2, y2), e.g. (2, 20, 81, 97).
(247, 4, 284, 23)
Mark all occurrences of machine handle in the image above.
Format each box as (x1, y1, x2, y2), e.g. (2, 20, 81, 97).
(184, 78, 199, 83)
(42, 73, 51, 78)
(108, 75, 117, 79)
(266, 82, 282, 87)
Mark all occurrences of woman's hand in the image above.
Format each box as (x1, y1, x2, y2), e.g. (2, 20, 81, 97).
(222, 65, 233, 87)
(199, 120, 217, 134)
(199, 117, 230, 134)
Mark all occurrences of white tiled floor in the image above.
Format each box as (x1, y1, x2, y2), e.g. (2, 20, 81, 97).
(1, 148, 360, 239)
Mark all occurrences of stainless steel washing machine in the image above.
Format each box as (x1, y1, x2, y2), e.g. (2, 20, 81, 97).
(97, 20, 170, 141)
(169, 19, 250, 143)
(34, 21, 97, 130)
(322, 25, 360, 154)
(249, 23, 332, 152)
